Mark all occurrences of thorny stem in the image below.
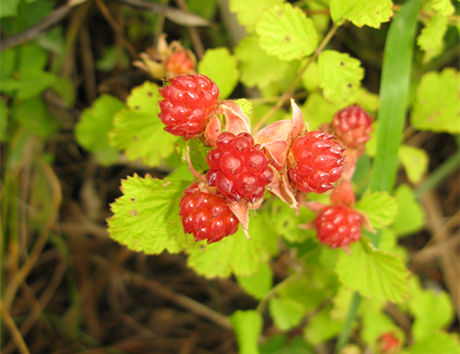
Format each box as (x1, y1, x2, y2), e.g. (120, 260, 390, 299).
(253, 23, 340, 133)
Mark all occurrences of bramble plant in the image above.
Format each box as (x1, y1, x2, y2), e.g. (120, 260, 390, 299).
(68, 0, 460, 352)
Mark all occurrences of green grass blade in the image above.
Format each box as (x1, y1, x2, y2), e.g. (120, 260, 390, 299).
(336, 1, 422, 352)
(370, 0, 422, 193)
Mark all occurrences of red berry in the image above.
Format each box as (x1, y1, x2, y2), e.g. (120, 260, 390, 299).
(315, 204, 362, 248)
(378, 332, 400, 353)
(332, 105, 373, 149)
(165, 49, 195, 75)
(159, 74, 219, 139)
(288, 131, 344, 193)
(179, 183, 239, 243)
(206, 132, 274, 203)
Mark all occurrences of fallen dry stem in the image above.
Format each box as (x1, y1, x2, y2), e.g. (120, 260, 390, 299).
(93, 255, 232, 329)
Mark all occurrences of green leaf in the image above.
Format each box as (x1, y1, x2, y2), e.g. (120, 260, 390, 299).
(407, 332, 460, 354)
(272, 200, 315, 242)
(234, 35, 291, 88)
(278, 277, 327, 312)
(12, 97, 59, 138)
(0, 100, 8, 141)
(76, 94, 124, 165)
(237, 262, 273, 300)
(269, 297, 305, 330)
(353, 88, 379, 112)
(0, 0, 21, 18)
(229, 310, 263, 354)
(229, 0, 283, 32)
(255, 3, 318, 61)
(301, 92, 340, 130)
(329, 0, 393, 28)
(198, 48, 239, 99)
(109, 82, 177, 166)
(370, 0, 422, 193)
(187, 211, 278, 278)
(108, 175, 193, 254)
(409, 289, 454, 341)
(398, 145, 429, 183)
(186, 0, 218, 20)
(304, 305, 343, 344)
(317, 50, 364, 104)
(411, 68, 460, 134)
(260, 335, 314, 354)
(301, 61, 320, 92)
(360, 300, 398, 349)
(126, 81, 159, 113)
(234, 99, 254, 118)
(355, 192, 398, 229)
(417, 15, 448, 63)
(96, 46, 129, 71)
(424, 0, 455, 16)
(0, 70, 57, 100)
(392, 184, 424, 236)
(335, 239, 409, 303)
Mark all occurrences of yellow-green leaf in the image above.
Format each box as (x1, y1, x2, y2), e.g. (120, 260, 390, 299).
(335, 239, 409, 303)
(255, 3, 318, 61)
(318, 50, 364, 104)
(108, 175, 193, 254)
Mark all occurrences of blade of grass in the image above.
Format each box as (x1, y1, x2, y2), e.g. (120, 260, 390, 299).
(335, 0, 422, 352)
(370, 0, 422, 194)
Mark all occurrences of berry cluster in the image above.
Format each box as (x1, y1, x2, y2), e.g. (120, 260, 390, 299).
(157, 72, 373, 247)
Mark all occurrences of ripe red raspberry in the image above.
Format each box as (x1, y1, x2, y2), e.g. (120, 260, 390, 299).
(165, 49, 195, 75)
(206, 132, 274, 203)
(288, 131, 344, 193)
(332, 105, 373, 149)
(315, 204, 362, 248)
(179, 183, 239, 243)
(159, 74, 219, 139)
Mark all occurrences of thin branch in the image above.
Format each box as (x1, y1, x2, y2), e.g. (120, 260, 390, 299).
(253, 23, 340, 132)
(93, 255, 232, 329)
(0, 0, 88, 52)
(0, 301, 30, 354)
(95, 0, 138, 58)
(3, 160, 62, 309)
(175, 0, 205, 58)
(114, 0, 211, 27)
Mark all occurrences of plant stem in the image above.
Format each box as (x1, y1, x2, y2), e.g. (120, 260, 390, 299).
(253, 23, 340, 132)
(334, 292, 361, 354)
(415, 150, 460, 198)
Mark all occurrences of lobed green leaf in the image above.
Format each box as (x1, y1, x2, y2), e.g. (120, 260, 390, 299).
(234, 35, 291, 88)
(229, 0, 283, 32)
(317, 50, 364, 105)
(109, 82, 177, 166)
(255, 3, 318, 61)
(410, 68, 460, 134)
(76, 94, 124, 165)
(187, 211, 278, 278)
(398, 145, 429, 184)
(108, 175, 193, 254)
(335, 239, 409, 303)
(229, 310, 263, 354)
(329, 0, 393, 28)
(355, 192, 398, 229)
(198, 48, 239, 99)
